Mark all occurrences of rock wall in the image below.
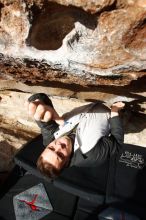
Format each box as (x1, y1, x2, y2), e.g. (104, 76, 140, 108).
(0, 0, 146, 171)
(0, 0, 146, 85)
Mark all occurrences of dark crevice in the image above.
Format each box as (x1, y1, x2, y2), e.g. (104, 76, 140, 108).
(27, 2, 42, 24)
(124, 17, 146, 48)
(94, 0, 117, 16)
(0, 3, 4, 22)
(127, 75, 146, 92)
(0, 125, 37, 140)
(25, 3, 42, 47)
(138, 69, 146, 72)
(27, 75, 146, 94)
(26, 1, 97, 50)
(42, 1, 98, 30)
(24, 75, 146, 116)
(123, 109, 146, 134)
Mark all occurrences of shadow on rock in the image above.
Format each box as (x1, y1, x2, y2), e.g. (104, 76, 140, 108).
(0, 141, 15, 172)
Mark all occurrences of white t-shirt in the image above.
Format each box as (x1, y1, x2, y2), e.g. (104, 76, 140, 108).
(54, 102, 110, 154)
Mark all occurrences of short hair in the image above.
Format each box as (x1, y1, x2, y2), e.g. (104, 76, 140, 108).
(37, 155, 61, 179)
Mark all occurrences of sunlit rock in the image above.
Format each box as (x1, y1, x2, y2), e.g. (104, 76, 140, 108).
(0, 0, 146, 85)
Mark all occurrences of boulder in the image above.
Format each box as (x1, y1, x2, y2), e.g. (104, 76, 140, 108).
(0, 0, 146, 85)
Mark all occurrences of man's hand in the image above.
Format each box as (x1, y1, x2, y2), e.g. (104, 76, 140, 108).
(111, 102, 125, 112)
(110, 102, 125, 117)
(25, 99, 64, 125)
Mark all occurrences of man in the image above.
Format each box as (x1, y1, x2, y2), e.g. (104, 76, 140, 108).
(26, 93, 125, 178)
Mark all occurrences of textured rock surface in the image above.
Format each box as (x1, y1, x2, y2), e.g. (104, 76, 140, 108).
(50, 0, 116, 13)
(0, 116, 38, 171)
(0, 0, 146, 85)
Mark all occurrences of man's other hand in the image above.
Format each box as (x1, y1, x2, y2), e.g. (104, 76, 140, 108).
(111, 102, 125, 112)
(25, 99, 64, 125)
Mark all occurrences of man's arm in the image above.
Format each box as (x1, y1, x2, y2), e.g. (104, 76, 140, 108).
(80, 102, 125, 166)
(109, 101, 125, 144)
(26, 93, 64, 146)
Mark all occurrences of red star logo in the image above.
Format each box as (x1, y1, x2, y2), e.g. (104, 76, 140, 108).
(19, 194, 40, 211)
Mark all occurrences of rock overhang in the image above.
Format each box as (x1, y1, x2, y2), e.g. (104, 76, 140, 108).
(0, 0, 146, 87)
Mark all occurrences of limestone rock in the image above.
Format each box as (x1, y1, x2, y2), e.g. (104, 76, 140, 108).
(116, 0, 146, 9)
(0, 0, 30, 48)
(0, 0, 146, 86)
(0, 116, 38, 171)
(50, 0, 116, 13)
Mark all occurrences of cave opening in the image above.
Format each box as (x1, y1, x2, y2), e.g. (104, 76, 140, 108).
(26, 1, 97, 51)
